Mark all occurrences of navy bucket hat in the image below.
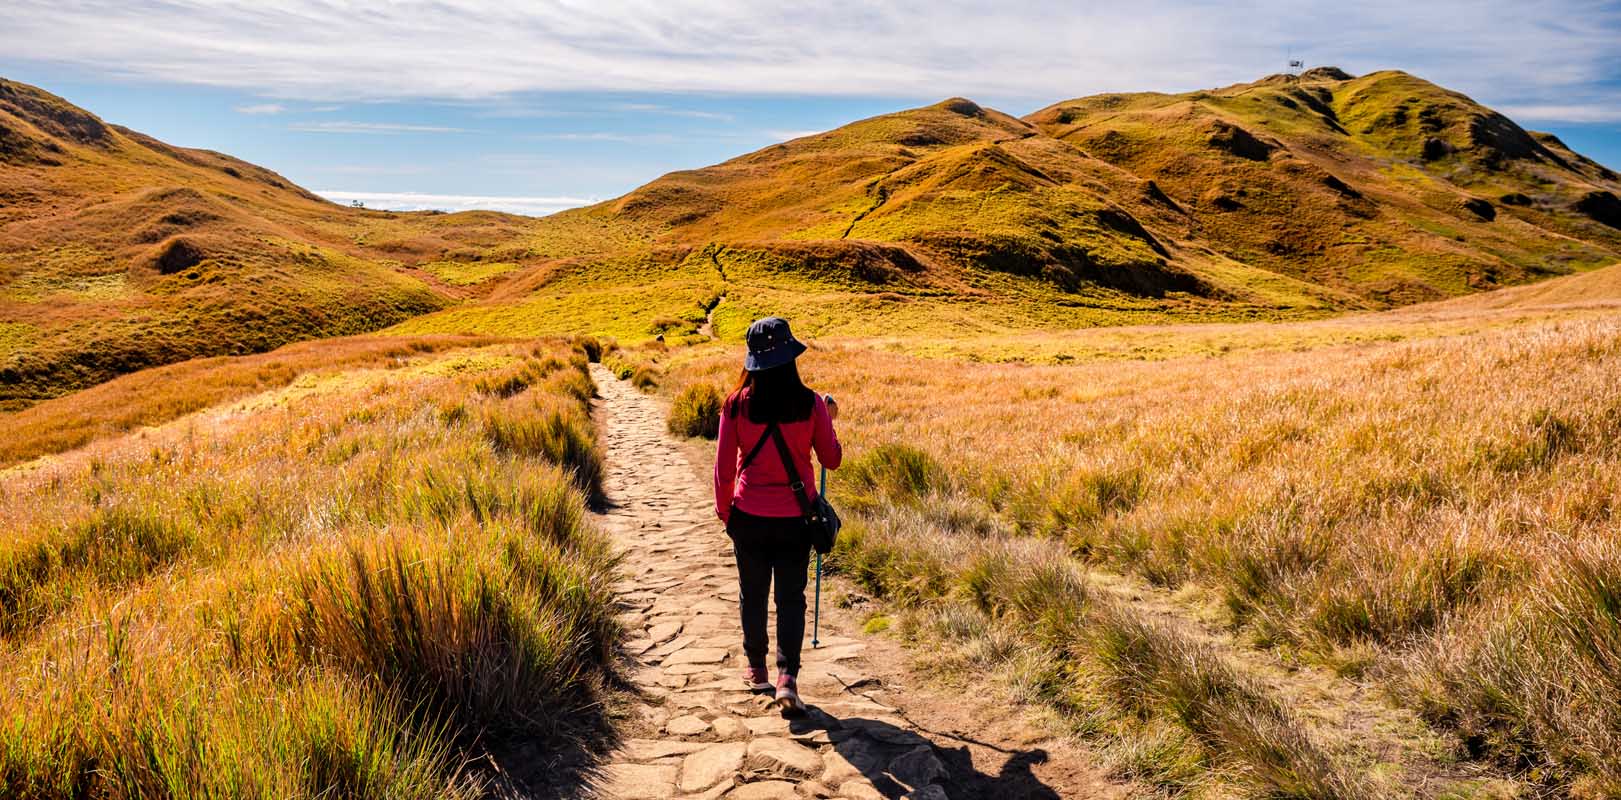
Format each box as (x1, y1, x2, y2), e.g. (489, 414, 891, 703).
(744, 316, 807, 372)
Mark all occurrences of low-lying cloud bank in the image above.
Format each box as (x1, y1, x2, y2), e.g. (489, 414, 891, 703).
(317, 190, 591, 217)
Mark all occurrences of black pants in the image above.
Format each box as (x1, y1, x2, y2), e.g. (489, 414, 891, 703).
(726, 507, 811, 675)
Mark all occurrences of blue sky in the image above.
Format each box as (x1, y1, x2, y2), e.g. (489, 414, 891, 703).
(4, 1, 1619, 215)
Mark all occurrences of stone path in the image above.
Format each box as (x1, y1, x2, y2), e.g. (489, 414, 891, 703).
(590, 365, 950, 800)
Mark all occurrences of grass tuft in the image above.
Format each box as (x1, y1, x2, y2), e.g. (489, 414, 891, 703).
(667, 383, 723, 439)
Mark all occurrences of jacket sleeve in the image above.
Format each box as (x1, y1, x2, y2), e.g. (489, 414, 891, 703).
(714, 402, 740, 521)
(811, 394, 843, 470)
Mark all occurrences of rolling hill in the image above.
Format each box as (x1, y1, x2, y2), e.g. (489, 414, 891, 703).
(0, 78, 541, 409)
(1027, 67, 1621, 303)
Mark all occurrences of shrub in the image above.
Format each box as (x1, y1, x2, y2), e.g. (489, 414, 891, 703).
(840, 443, 944, 512)
(668, 384, 723, 439)
(629, 366, 659, 391)
(570, 335, 603, 363)
(1089, 606, 1369, 800)
(647, 316, 690, 336)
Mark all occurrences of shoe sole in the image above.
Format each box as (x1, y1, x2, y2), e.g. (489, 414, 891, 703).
(773, 695, 807, 715)
(745, 682, 772, 691)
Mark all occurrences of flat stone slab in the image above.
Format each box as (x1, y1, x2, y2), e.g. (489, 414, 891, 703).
(666, 714, 712, 736)
(678, 741, 747, 793)
(664, 647, 729, 666)
(711, 716, 747, 739)
(836, 782, 885, 800)
(745, 737, 822, 780)
(743, 715, 790, 736)
(654, 635, 698, 656)
(888, 747, 946, 790)
(599, 762, 677, 799)
(726, 780, 799, 800)
(620, 739, 709, 761)
(648, 621, 683, 643)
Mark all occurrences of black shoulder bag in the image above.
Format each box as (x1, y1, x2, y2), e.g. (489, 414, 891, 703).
(739, 421, 841, 554)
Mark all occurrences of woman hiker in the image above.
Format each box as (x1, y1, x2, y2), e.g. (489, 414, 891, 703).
(714, 316, 842, 713)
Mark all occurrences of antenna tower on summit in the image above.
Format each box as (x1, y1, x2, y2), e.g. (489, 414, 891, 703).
(1287, 52, 1305, 77)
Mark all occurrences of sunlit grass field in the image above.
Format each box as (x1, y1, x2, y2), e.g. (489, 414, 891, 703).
(0, 338, 619, 798)
(0, 333, 511, 469)
(649, 273, 1621, 798)
(388, 241, 1337, 351)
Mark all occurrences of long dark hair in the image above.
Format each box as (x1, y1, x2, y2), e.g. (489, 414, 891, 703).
(727, 361, 815, 424)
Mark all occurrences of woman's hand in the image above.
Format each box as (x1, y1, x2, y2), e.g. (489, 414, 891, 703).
(824, 393, 839, 420)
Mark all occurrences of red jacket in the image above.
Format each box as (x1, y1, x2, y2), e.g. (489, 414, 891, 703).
(715, 391, 842, 521)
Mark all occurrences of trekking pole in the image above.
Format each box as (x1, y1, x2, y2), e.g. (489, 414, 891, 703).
(813, 463, 825, 648)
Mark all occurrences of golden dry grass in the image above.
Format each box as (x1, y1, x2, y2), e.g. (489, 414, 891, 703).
(0, 338, 619, 798)
(659, 294, 1621, 796)
(0, 333, 510, 468)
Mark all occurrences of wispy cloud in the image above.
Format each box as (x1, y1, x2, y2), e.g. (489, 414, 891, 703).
(289, 121, 471, 134)
(764, 129, 824, 142)
(529, 131, 678, 143)
(5, 0, 1618, 120)
(234, 102, 286, 115)
(613, 103, 734, 121)
(317, 190, 592, 216)
(1496, 104, 1621, 124)
(308, 164, 435, 175)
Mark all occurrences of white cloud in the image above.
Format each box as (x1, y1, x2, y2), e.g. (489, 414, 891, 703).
(528, 131, 677, 143)
(308, 164, 434, 175)
(612, 103, 734, 121)
(316, 190, 592, 216)
(4, 1, 1619, 119)
(288, 121, 471, 134)
(234, 102, 286, 114)
(764, 129, 824, 142)
(1495, 104, 1621, 124)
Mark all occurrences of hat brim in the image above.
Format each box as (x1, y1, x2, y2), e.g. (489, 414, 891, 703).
(744, 339, 807, 372)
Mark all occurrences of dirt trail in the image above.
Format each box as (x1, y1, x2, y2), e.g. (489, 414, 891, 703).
(588, 365, 1120, 800)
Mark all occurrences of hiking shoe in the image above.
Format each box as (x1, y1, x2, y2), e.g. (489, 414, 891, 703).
(774, 673, 806, 714)
(743, 666, 771, 691)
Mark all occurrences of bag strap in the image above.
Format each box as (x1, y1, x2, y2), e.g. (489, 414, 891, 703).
(738, 424, 774, 472)
(766, 422, 817, 520)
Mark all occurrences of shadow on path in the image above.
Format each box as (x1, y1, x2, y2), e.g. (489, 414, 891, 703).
(771, 687, 1060, 799)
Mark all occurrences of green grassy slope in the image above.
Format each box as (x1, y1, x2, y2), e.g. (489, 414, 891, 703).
(0, 79, 545, 409)
(1026, 67, 1621, 304)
